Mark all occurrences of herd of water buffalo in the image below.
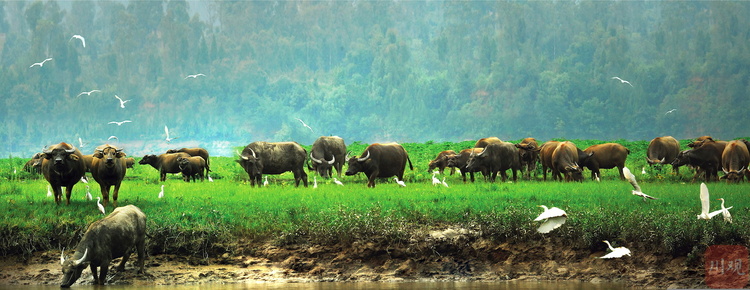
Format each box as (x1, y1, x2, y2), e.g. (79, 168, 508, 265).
(23, 135, 750, 206)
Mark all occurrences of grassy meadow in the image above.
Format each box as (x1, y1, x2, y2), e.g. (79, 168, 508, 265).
(0, 138, 748, 264)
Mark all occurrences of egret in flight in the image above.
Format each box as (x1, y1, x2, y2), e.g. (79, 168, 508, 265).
(697, 183, 732, 220)
(30, 58, 53, 68)
(108, 136, 119, 141)
(184, 73, 205, 79)
(295, 118, 314, 132)
(108, 120, 132, 126)
(611, 76, 633, 87)
(534, 205, 567, 234)
(69, 35, 86, 47)
(76, 90, 100, 97)
(114, 95, 130, 108)
(164, 125, 178, 143)
(78, 137, 87, 148)
(599, 240, 631, 259)
(665, 109, 677, 115)
(623, 167, 658, 201)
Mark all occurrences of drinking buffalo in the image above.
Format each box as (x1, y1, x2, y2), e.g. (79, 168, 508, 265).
(721, 140, 750, 183)
(40, 142, 86, 205)
(551, 141, 585, 182)
(237, 141, 308, 187)
(646, 136, 680, 174)
(427, 150, 457, 174)
(345, 143, 414, 188)
(309, 136, 346, 178)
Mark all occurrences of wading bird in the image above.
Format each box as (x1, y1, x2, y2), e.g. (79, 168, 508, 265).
(47, 185, 52, 197)
(594, 172, 600, 182)
(263, 176, 269, 187)
(394, 177, 406, 187)
(80, 176, 88, 184)
(69, 34, 86, 47)
(164, 125, 178, 143)
(158, 185, 164, 199)
(534, 205, 567, 234)
(333, 178, 344, 186)
(611, 76, 633, 87)
(432, 173, 441, 186)
(30, 58, 52, 68)
(623, 167, 658, 201)
(697, 183, 732, 220)
(76, 90, 100, 97)
(114, 95, 130, 108)
(184, 73, 205, 79)
(295, 118, 314, 132)
(313, 176, 318, 189)
(441, 177, 449, 188)
(108, 120, 132, 126)
(599, 240, 631, 259)
(208, 174, 213, 182)
(96, 197, 106, 215)
(717, 198, 733, 223)
(85, 185, 92, 201)
(641, 167, 647, 175)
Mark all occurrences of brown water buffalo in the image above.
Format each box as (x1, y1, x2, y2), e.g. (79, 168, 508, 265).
(539, 141, 561, 181)
(671, 141, 724, 182)
(721, 140, 750, 183)
(345, 143, 414, 188)
(446, 148, 486, 183)
(177, 156, 207, 182)
(81, 154, 94, 172)
(40, 142, 86, 205)
(515, 137, 540, 180)
(646, 136, 680, 174)
(466, 142, 521, 182)
(551, 141, 584, 182)
(582, 143, 629, 180)
(23, 152, 44, 174)
(166, 148, 210, 172)
(427, 150, 457, 174)
(90, 144, 127, 207)
(309, 136, 347, 178)
(139, 152, 191, 181)
(124, 157, 135, 169)
(474, 137, 503, 148)
(237, 141, 308, 187)
(686, 137, 727, 181)
(60, 205, 146, 287)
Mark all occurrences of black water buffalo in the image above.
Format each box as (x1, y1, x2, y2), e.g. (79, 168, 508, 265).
(466, 142, 521, 182)
(308, 136, 346, 178)
(23, 152, 44, 174)
(60, 205, 146, 287)
(177, 156, 207, 182)
(166, 148, 210, 172)
(90, 144, 127, 207)
(446, 148, 486, 183)
(539, 141, 561, 181)
(427, 150, 457, 174)
(686, 137, 728, 181)
(551, 141, 584, 182)
(345, 143, 414, 187)
(721, 140, 750, 183)
(139, 152, 191, 181)
(646, 136, 681, 174)
(671, 141, 724, 182)
(40, 142, 86, 205)
(515, 137, 540, 180)
(237, 141, 308, 187)
(582, 143, 629, 180)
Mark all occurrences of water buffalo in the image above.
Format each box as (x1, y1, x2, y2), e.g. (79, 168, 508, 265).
(308, 136, 346, 178)
(539, 141, 561, 181)
(139, 152, 191, 181)
(60, 205, 146, 287)
(237, 141, 308, 187)
(582, 143, 629, 180)
(166, 147, 210, 172)
(671, 141, 724, 182)
(474, 137, 503, 148)
(446, 148, 486, 183)
(40, 142, 86, 205)
(466, 142, 521, 182)
(515, 137, 540, 180)
(124, 157, 135, 169)
(81, 154, 94, 173)
(23, 152, 44, 174)
(427, 150, 457, 174)
(646, 136, 680, 174)
(345, 143, 414, 188)
(686, 137, 728, 181)
(551, 141, 584, 182)
(721, 140, 750, 183)
(177, 156, 207, 182)
(90, 144, 127, 207)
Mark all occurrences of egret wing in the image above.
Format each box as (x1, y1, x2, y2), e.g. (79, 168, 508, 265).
(600, 247, 631, 259)
(708, 206, 732, 219)
(700, 183, 710, 217)
(623, 167, 641, 192)
(534, 207, 567, 221)
(536, 216, 567, 234)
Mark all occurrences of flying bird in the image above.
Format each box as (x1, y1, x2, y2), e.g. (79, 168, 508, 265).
(665, 109, 677, 115)
(96, 197, 106, 215)
(611, 76, 633, 87)
(184, 73, 205, 79)
(432, 173, 441, 186)
(69, 35, 86, 47)
(78, 137, 87, 148)
(114, 95, 130, 108)
(76, 90, 100, 97)
(717, 198, 732, 223)
(394, 177, 406, 187)
(333, 178, 344, 186)
(263, 176, 269, 187)
(30, 58, 53, 68)
(295, 118, 314, 132)
(697, 183, 732, 220)
(599, 240, 631, 259)
(534, 205, 568, 234)
(107, 136, 119, 141)
(84, 185, 92, 201)
(108, 120, 132, 126)
(158, 185, 164, 199)
(623, 167, 658, 201)
(164, 125, 178, 143)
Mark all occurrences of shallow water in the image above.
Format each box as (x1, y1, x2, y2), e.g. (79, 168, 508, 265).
(3, 281, 632, 290)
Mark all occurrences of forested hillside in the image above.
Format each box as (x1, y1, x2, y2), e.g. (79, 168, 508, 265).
(1, 1, 748, 156)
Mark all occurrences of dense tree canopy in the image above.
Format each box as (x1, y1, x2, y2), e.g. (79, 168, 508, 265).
(1, 1, 748, 156)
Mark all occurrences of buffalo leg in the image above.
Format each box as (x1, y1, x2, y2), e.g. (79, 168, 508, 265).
(100, 186, 110, 207)
(118, 250, 131, 271)
(64, 186, 74, 205)
(98, 261, 109, 285)
(136, 237, 146, 273)
(90, 265, 100, 285)
(112, 183, 121, 207)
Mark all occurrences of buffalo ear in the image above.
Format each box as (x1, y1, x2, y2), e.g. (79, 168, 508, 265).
(93, 152, 103, 159)
(116, 152, 126, 158)
(69, 154, 81, 161)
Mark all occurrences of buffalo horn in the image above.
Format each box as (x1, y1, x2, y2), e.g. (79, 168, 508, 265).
(722, 167, 729, 174)
(327, 155, 335, 165)
(249, 148, 257, 158)
(74, 248, 88, 266)
(65, 146, 76, 153)
(477, 147, 488, 156)
(310, 152, 323, 164)
(357, 151, 370, 162)
(659, 157, 665, 164)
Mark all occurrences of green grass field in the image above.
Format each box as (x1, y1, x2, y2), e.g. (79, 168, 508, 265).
(1, 138, 748, 264)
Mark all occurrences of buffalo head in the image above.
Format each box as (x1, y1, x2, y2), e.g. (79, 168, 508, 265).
(309, 152, 335, 178)
(60, 248, 88, 288)
(177, 156, 190, 170)
(345, 151, 370, 176)
(42, 145, 79, 173)
(93, 145, 124, 167)
(139, 154, 157, 165)
(722, 167, 746, 183)
(236, 149, 262, 179)
(465, 148, 487, 172)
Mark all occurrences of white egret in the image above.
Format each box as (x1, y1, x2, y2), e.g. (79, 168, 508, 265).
(313, 176, 318, 189)
(594, 172, 600, 182)
(208, 174, 213, 182)
(263, 176, 269, 187)
(333, 178, 344, 186)
(158, 185, 164, 199)
(184, 73, 205, 79)
(76, 89, 100, 97)
(108, 120, 132, 126)
(30, 58, 52, 68)
(80, 176, 88, 184)
(394, 177, 406, 187)
(164, 125, 178, 143)
(108, 136, 119, 141)
(599, 240, 631, 259)
(441, 177, 449, 188)
(431, 173, 441, 186)
(85, 185, 92, 201)
(78, 137, 87, 148)
(697, 183, 732, 220)
(114, 95, 130, 108)
(623, 167, 657, 201)
(641, 167, 647, 175)
(295, 118, 314, 132)
(534, 205, 567, 234)
(47, 185, 53, 197)
(69, 35, 86, 47)
(717, 198, 733, 223)
(96, 197, 106, 215)
(665, 109, 677, 115)
(611, 76, 633, 87)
